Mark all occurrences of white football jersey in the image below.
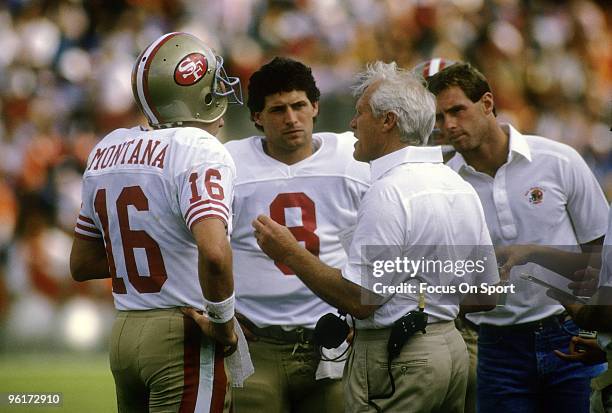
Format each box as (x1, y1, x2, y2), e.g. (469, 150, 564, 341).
(74, 126, 235, 311)
(226, 132, 370, 328)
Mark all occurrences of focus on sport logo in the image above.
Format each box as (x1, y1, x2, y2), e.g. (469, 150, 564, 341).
(174, 53, 208, 86)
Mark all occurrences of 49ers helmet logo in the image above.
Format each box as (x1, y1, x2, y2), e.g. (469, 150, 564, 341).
(174, 53, 208, 86)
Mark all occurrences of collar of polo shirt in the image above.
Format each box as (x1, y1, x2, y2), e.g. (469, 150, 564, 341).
(451, 123, 533, 172)
(370, 146, 443, 181)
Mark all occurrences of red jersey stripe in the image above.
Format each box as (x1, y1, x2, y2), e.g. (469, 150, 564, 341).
(184, 199, 229, 220)
(76, 222, 101, 234)
(78, 214, 95, 224)
(186, 206, 229, 225)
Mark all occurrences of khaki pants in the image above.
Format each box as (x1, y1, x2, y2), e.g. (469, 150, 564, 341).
(109, 308, 231, 413)
(455, 317, 479, 413)
(591, 359, 612, 413)
(233, 337, 343, 413)
(345, 321, 468, 413)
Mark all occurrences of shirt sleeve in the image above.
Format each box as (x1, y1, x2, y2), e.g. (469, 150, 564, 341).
(178, 157, 235, 233)
(341, 182, 406, 293)
(73, 179, 103, 241)
(562, 147, 609, 244)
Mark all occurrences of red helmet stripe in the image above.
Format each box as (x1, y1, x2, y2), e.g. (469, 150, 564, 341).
(136, 32, 182, 125)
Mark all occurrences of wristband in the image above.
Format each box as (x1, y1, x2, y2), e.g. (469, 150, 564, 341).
(204, 292, 235, 323)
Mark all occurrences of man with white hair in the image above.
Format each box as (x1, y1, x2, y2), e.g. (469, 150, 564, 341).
(252, 61, 499, 412)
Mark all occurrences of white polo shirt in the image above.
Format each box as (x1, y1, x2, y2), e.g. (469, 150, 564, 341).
(342, 146, 499, 329)
(448, 124, 609, 325)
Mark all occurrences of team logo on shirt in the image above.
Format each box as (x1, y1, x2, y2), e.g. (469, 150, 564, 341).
(525, 187, 544, 205)
(174, 53, 208, 86)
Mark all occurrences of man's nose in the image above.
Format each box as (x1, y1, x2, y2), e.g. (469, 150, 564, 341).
(285, 108, 298, 124)
(443, 115, 457, 131)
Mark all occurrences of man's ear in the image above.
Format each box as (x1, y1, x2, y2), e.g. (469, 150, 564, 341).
(253, 112, 262, 127)
(312, 101, 319, 117)
(382, 111, 398, 132)
(481, 92, 495, 116)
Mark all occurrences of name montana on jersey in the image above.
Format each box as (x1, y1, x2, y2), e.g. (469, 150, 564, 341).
(87, 138, 168, 171)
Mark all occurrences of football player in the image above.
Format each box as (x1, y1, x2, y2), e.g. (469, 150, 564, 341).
(70, 32, 243, 413)
(225, 57, 370, 413)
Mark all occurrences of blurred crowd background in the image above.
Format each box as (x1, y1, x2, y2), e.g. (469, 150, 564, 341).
(0, 0, 610, 352)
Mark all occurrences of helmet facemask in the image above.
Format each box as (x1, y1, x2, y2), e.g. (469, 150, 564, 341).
(213, 55, 243, 106)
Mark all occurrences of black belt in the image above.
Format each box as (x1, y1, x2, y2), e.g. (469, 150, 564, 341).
(480, 313, 569, 333)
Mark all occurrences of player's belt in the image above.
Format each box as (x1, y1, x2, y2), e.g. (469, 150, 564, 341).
(242, 320, 315, 344)
(253, 325, 315, 343)
(236, 314, 315, 343)
(479, 313, 570, 333)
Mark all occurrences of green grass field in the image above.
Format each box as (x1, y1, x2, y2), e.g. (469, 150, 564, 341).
(0, 353, 116, 412)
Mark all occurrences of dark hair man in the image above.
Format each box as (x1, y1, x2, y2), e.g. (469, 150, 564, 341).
(428, 62, 609, 413)
(225, 57, 369, 413)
